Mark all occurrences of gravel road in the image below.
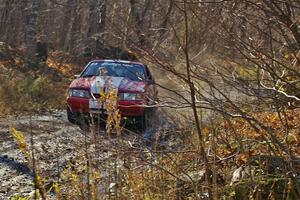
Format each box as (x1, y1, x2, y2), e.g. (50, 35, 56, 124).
(0, 112, 87, 199)
(0, 110, 179, 199)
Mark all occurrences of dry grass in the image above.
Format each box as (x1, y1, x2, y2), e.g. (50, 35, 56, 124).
(9, 107, 300, 199)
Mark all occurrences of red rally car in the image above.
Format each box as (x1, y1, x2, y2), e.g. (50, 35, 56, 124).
(66, 59, 158, 128)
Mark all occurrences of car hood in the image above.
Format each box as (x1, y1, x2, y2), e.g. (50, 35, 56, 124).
(70, 76, 146, 93)
(69, 76, 96, 89)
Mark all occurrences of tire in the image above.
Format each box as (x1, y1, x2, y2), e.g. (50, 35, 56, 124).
(67, 107, 90, 131)
(139, 107, 157, 132)
(67, 107, 78, 124)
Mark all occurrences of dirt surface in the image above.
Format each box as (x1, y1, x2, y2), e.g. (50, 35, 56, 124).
(0, 112, 83, 199)
(0, 110, 179, 199)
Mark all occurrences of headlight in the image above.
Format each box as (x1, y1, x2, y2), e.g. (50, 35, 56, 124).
(119, 93, 143, 101)
(69, 89, 90, 98)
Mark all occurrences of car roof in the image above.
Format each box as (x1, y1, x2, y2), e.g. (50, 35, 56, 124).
(90, 59, 144, 66)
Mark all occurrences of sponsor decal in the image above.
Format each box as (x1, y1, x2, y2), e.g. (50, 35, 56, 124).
(119, 79, 145, 92)
(70, 76, 96, 88)
(89, 76, 146, 110)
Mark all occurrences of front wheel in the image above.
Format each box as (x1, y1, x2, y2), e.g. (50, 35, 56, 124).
(138, 107, 157, 132)
(67, 107, 90, 131)
(67, 107, 78, 124)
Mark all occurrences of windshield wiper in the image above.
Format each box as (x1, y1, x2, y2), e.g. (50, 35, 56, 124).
(81, 74, 95, 78)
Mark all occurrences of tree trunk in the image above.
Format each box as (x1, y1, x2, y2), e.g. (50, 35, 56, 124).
(64, 0, 79, 52)
(60, 0, 74, 49)
(129, 0, 152, 47)
(0, 0, 13, 40)
(25, 0, 40, 63)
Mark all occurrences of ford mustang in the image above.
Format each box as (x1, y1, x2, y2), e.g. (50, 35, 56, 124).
(66, 59, 158, 130)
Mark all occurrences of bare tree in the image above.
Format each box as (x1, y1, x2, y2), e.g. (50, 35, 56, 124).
(25, 0, 40, 63)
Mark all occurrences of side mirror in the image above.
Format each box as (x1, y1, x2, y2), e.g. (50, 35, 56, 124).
(74, 74, 80, 78)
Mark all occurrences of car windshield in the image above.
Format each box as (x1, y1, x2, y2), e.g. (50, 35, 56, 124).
(81, 61, 146, 81)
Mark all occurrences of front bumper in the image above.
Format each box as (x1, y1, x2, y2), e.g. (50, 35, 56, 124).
(67, 96, 89, 113)
(118, 100, 145, 116)
(67, 96, 145, 117)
